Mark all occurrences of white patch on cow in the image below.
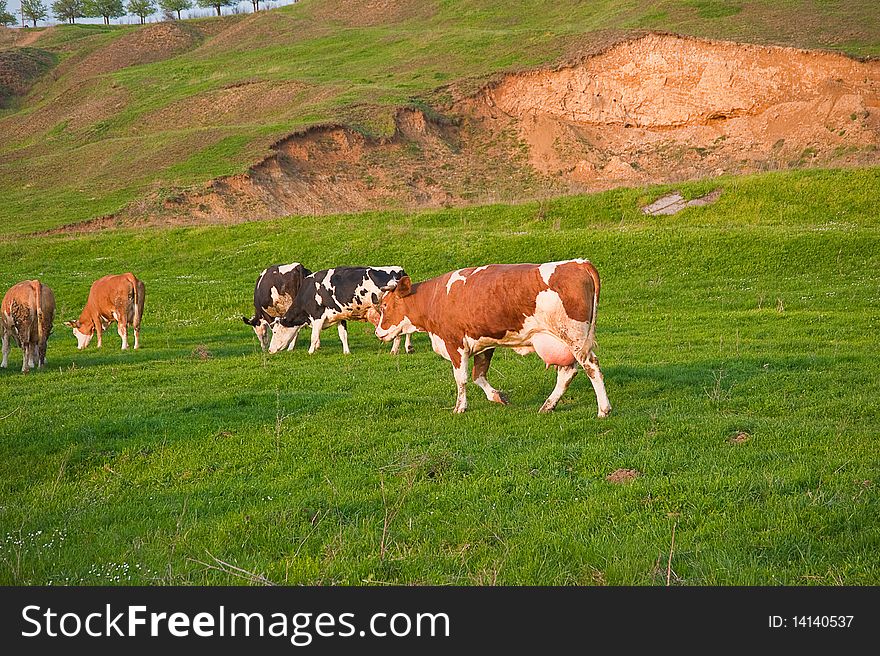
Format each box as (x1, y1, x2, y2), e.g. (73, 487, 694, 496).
(538, 262, 559, 285)
(446, 269, 467, 294)
(277, 262, 301, 275)
(315, 292, 322, 305)
(429, 333, 451, 361)
(257, 268, 268, 286)
(271, 286, 281, 303)
(538, 259, 585, 285)
(472, 265, 490, 275)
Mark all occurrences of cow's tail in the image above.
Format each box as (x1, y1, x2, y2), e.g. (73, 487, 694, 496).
(124, 273, 141, 328)
(33, 279, 44, 349)
(585, 262, 601, 352)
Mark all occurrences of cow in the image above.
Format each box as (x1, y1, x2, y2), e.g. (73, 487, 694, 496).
(242, 262, 312, 351)
(374, 260, 611, 416)
(2, 280, 56, 373)
(268, 266, 414, 356)
(64, 273, 145, 350)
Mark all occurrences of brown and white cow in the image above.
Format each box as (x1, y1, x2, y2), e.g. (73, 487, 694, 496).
(375, 260, 611, 416)
(2, 280, 56, 373)
(65, 273, 145, 350)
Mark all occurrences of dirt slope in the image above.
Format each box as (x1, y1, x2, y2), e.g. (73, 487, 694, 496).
(134, 33, 878, 227)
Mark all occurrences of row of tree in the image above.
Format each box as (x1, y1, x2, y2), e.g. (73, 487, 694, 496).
(1, 0, 264, 27)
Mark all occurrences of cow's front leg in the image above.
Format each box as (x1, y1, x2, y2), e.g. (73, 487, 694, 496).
(405, 333, 414, 354)
(1, 329, 9, 368)
(472, 348, 508, 405)
(308, 318, 324, 354)
(390, 335, 401, 355)
(452, 349, 469, 414)
(337, 320, 350, 355)
(286, 324, 301, 351)
(95, 317, 103, 349)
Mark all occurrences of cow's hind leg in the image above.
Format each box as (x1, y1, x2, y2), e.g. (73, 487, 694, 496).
(575, 349, 611, 418)
(452, 351, 469, 414)
(117, 314, 129, 350)
(337, 320, 350, 355)
(472, 348, 508, 405)
(21, 342, 31, 373)
(1, 328, 9, 369)
(539, 364, 578, 413)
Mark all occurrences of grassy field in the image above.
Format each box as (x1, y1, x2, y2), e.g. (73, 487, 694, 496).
(1, 167, 878, 585)
(1, 0, 879, 233)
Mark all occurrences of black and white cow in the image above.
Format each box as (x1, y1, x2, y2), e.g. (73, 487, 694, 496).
(268, 266, 414, 356)
(242, 262, 312, 350)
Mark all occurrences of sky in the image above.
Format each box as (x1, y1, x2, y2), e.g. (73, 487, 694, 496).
(3, 0, 297, 25)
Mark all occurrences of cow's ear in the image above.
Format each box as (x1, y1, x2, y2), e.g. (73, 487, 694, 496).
(397, 276, 412, 297)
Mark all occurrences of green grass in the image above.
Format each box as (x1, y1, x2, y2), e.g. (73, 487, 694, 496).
(1, 167, 878, 585)
(1, 0, 879, 233)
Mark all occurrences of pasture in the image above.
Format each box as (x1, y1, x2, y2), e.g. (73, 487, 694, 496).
(1, 167, 878, 585)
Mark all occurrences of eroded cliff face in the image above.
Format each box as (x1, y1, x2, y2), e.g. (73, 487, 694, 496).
(99, 33, 879, 231)
(466, 33, 880, 187)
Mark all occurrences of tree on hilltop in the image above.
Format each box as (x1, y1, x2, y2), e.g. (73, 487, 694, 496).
(51, 0, 85, 23)
(127, 0, 155, 23)
(159, 0, 190, 20)
(196, 0, 233, 17)
(84, 0, 125, 24)
(21, 0, 49, 27)
(0, 0, 16, 26)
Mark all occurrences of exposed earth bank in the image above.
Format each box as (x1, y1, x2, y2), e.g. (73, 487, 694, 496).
(70, 33, 880, 230)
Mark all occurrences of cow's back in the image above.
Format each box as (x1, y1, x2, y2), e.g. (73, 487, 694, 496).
(87, 273, 138, 311)
(420, 261, 597, 338)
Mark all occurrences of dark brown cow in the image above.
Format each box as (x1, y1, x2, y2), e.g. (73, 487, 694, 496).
(65, 273, 145, 350)
(375, 260, 611, 416)
(2, 280, 56, 373)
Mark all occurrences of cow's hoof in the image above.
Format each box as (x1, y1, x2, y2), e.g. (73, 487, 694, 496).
(598, 407, 612, 418)
(538, 403, 556, 414)
(492, 391, 510, 405)
(406, 346, 415, 354)
(390, 349, 399, 356)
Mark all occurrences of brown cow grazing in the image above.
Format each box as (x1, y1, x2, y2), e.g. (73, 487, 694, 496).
(65, 273, 145, 350)
(375, 260, 611, 416)
(2, 280, 56, 373)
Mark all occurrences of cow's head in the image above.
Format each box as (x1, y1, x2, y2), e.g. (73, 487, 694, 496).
(242, 315, 271, 350)
(375, 276, 416, 341)
(64, 319, 93, 350)
(267, 309, 310, 354)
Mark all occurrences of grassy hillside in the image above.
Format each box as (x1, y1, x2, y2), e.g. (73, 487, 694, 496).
(1, 0, 879, 234)
(1, 167, 878, 584)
